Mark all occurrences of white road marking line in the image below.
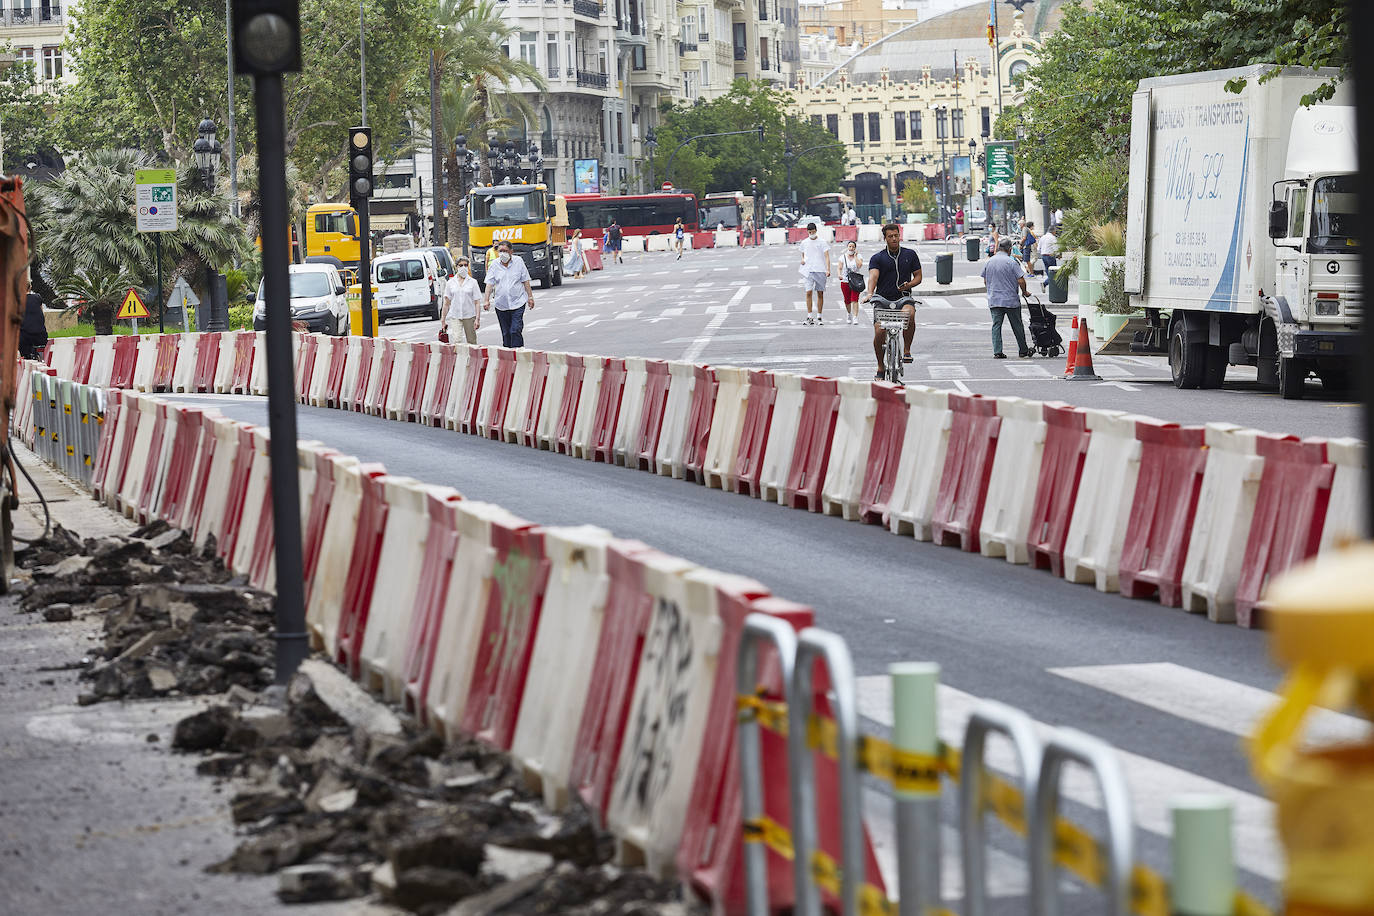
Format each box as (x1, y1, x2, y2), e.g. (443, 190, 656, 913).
(1049, 663, 1370, 745)
(625, 285, 648, 291)
(924, 299, 954, 309)
(952, 379, 971, 394)
(683, 286, 749, 362)
(1007, 364, 1053, 378)
(749, 303, 773, 312)
(570, 315, 594, 324)
(662, 284, 681, 290)
(856, 676, 1282, 880)
(612, 310, 642, 320)
(928, 363, 970, 379)
(659, 307, 685, 317)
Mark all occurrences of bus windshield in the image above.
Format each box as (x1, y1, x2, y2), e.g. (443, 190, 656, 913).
(565, 195, 698, 234)
(470, 191, 544, 226)
(1309, 176, 1358, 253)
(699, 203, 741, 228)
(806, 196, 844, 222)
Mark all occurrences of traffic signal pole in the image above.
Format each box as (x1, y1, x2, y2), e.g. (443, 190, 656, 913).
(234, 0, 308, 684)
(349, 127, 375, 337)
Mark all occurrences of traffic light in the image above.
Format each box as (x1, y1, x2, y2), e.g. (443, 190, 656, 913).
(757, 125, 764, 143)
(349, 126, 373, 208)
(231, 0, 302, 75)
(750, 176, 758, 197)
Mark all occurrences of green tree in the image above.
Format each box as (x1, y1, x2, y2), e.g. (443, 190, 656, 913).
(655, 81, 845, 203)
(59, 0, 430, 199)
(0, 60, 61, 173)
(430, 0, 544, 244)
(32, 150, 243, 333)
(900, 179, 936, 216)
(1008, 0, 1348, 208)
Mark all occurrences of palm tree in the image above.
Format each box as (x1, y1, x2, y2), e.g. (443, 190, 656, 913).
(441, 81, 537, 244)
(33, 149, 244, 334)
(432, 0, 545, 246)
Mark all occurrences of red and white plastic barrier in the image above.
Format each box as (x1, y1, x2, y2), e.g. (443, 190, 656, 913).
(702, 366, 750, 490)
(656, 360, 698, 479)
(886, 386, 953, 539)
(1061, 410, 1146, 592)
(979, 396, 1049, 563)
(820, 378, 877, 520)
(758, 372, 805, 504)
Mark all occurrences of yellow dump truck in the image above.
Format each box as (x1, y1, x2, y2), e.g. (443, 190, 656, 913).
(467, 184, 567, 288)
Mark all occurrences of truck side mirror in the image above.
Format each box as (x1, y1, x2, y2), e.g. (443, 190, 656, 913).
(346, 214, 358, 238)
(1268, 200, 1288, 239)
(547, 203, 555, 219)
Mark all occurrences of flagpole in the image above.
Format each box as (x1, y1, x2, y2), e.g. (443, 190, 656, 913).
(991, 0, 1003, 122)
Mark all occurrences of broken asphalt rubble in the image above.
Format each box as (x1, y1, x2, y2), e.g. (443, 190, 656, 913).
(14, 521, 702, 915)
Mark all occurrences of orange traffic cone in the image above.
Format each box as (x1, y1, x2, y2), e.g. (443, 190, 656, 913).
(1067, 317, 1102, 381)
(1062, 316, 1078, 377)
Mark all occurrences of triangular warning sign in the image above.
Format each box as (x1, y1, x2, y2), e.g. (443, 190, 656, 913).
(117, 288, 150, 320)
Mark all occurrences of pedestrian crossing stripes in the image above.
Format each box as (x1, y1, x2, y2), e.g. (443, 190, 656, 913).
(856, 669, 1284, 882)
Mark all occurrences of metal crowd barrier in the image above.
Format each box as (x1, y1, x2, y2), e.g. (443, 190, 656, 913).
(26, 370, 105, 486)
(735, 614, 1273, 916)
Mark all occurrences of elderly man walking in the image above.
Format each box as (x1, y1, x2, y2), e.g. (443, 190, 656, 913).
(980, 237, 1031, 359)
(482, 240, 535, 348)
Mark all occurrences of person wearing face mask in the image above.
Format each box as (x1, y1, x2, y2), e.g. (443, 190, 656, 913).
(482, 240, 535, 347)
(442, 256, 481, 344)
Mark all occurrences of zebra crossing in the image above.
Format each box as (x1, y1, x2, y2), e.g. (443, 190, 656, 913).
(850, 662, 1364, 902)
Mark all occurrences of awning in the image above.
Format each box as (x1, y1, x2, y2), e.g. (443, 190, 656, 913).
(368, 214, 410, 231)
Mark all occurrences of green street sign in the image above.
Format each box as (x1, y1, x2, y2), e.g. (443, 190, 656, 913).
(134, 168, 178, 232)
(986, 142, 1017, 198)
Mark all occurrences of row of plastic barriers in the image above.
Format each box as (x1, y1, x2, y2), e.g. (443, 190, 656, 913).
(244, 333, 1367, 629)
(12, 358, 870, 913)
(13, 361, 1279, 916)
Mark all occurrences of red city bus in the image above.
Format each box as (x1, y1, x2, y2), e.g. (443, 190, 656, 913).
(804, 192, 853, 226)
(564, 192, 700, 238)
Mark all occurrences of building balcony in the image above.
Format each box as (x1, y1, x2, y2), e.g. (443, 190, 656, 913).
(576, 69, 609, 89)
(5, 6, 62, 25)
(616, 23, 648, 45)
(680, 41, 698, 52)
(571, 0, 602, 18)
(698, 32, 709, 42)
(759, 57, 770, 70)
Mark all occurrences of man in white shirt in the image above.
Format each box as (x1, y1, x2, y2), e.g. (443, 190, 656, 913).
(1037, 226, 1060, 291)
(442, 256, 481, 343)
(482, 241, 535, 348)
(798, 221, 831, 325)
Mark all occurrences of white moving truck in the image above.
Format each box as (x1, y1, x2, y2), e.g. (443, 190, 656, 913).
(1124, 65, 1360, 398)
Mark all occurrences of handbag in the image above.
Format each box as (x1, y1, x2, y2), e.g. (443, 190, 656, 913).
(846, 270, 865, 290)
(438, 326, 450, 344)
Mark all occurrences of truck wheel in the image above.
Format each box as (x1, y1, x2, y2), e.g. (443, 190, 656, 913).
(1278, 356, 1307, 400)
(1256, 357, 1279, 389)
(552, 261, 564, 287)
(539, 272, 552, 290)
(1169, 318, 1206, 389)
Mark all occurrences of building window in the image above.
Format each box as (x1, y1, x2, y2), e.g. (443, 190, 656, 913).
(911, 111, 922, 140)
(518, 32, 538, 67)
(826, 113, 838, 138)
(759, 37, 769, 70)
(852, 112, 863, 143)
(41, 46, 62, 81)
(599, 40, 608, 74)
(545, 37, 559, 75)
(758, 0, 766, 20)
(733, 22, 746, 57)
(680, 14, 695, 47)
(701, 60, 709, 86)
(952, 108, 964, 139)
(981, 106, 991, 138)
(632, 45, 646, 70)
(697, 4, 707, 39)
(810, 114, 822, 127)
(893, 111, 906, 141)
(867, 111, 880, 142)
(542, 106, 554, 149)
(936, 109, 947, 139)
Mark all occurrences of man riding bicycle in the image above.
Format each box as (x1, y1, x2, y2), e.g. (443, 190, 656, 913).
(861, 223, 922, 378)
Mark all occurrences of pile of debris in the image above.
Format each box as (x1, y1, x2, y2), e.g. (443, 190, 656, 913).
(14, 521, 278, 704)
(15, 522, 698, 913)
(176, 662, 697, 914)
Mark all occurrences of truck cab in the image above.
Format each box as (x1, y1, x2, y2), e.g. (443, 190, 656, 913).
(305, 203, 363, 269)
(467, 185, 566, 289)
(1266, 107, 1361, 396)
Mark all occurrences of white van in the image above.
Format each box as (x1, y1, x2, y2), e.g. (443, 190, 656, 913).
(372, 251, 441, 323)
(252, 263, 350, 335)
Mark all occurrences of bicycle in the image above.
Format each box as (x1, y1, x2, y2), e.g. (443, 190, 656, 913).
(870, 294, 915, 385)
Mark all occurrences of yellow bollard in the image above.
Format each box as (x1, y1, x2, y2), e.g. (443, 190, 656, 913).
(1250, 542, 1374, 916)
(346, 283, 379, 337)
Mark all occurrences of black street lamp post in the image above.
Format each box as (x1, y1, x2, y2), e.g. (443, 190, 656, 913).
(645, 128, 657, 190)
(454, 134, 479, 250)
(931, 105, 951, 236)
(193, 118, 228, 332)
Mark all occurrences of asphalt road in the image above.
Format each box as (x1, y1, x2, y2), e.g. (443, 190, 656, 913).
(172, 389, 1369, 911)
(383, 241, 1362, 440)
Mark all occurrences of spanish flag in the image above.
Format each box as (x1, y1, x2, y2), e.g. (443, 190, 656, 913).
(987, 16, 995, 47)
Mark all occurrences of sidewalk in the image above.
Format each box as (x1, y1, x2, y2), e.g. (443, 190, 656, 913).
(0, 445, 382, 915)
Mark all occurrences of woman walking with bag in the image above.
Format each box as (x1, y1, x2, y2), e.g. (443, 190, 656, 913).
(840, 240, 865, 324)
(566, 229, 587, 279)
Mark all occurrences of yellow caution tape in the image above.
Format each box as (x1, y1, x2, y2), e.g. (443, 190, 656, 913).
(740, 698, 1275, 916)
(736, 693, 789, 736)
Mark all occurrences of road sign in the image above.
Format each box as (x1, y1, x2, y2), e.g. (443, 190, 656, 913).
(117, 288, 151, 320)
(135, 168, 178, 232)
(166, 275, 200, 311)
(986, 143, 1017, 198)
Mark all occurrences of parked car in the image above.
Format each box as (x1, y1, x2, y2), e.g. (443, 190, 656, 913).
(372, 251, 442, 323)
(424, 246, 456, 279)
(252, 263, 350, 335)
(967, 208, 989, 230)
